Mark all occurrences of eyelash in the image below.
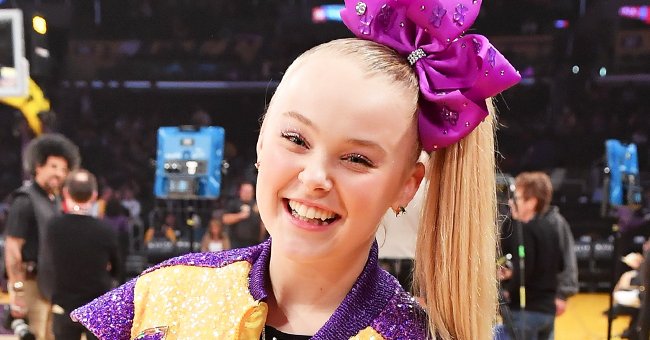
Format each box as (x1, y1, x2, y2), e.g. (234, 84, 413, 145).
(281, 131, 308, 148)
(280, 131, 376, 169)
(342, 153, 375, 168)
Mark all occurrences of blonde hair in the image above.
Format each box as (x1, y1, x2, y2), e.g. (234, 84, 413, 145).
(414, 104, 498, 340)
(278, 38, 498, 339)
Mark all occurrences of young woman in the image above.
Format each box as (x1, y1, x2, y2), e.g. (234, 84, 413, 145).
(72, 1, 519, 339)
(200, 218, 231, 252)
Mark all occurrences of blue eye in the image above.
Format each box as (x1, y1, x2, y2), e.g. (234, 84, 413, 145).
(281, 131, 309, 148)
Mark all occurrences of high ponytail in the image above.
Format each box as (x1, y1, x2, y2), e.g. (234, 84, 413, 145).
(414, 100, 498, 340)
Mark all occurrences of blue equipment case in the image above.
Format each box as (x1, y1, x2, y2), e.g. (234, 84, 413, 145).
(154, 126, 225, 199)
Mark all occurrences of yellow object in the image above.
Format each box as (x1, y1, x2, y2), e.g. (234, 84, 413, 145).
(32, 15, 47, 35)
(0, 77, 49, 135)
(130, 261, 389, 339)
(351, 327, 385, 339)
(132, 262, 267, 339)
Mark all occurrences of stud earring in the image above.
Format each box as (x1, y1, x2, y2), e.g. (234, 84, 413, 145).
(394, 206, 406, 217)
(254, 162, 260, 170)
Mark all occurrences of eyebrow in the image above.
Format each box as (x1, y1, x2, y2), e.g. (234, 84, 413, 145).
(283, 111, 316, 130)
(283, 110, 386, 156)
(345, 138, 386, 156)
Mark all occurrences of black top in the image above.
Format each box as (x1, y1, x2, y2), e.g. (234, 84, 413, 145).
(5, 183, 58, 262)
(226, 198, 262, 246)
(502, 212, 564, 315)
(263, 325, 311, 340)
(44, 214, 122, 312)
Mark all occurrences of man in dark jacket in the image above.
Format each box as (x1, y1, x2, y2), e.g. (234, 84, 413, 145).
(4, 134, 80, 340)
(43, 169, 121, 340)
(502, 172, 565, 340)
(546, 206, 579, 317)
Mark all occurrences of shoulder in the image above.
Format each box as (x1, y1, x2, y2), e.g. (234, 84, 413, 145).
(5, 192, 35, 231)
(93, 218, 117, 232)
(71, 244, 269, 339)
(368, 284, 429, 339)
(9, 193, 33, 212)
(226, 199, 241, 209)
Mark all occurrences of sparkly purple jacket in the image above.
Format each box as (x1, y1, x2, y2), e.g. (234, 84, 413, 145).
(72, 239, 429, 339)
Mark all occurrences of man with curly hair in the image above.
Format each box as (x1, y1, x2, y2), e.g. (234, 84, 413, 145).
(4, 133, 80, 340)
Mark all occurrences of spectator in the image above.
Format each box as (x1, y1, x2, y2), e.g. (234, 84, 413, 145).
(43, 169, 121, 340)
(222, 181, 264, 248)
(502, 172, 564, 340)
(4, 134, 80, 340)
(144, 212, 178, 245)
(200, 217, 230, 252)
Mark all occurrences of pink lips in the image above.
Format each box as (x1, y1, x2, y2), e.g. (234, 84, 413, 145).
(284, 198, 341, 231)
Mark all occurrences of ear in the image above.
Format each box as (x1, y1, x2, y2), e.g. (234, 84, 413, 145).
(256, 121, 265, 157)
(62, 187, 74, 208)
(34, 162, 44, 178)
(256, 134, 263, 156)
(527, 196, 539, 213)
(392, 162, 425, 210)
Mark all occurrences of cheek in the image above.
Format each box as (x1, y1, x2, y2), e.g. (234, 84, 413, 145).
(338, 172, 399, 221)
(256, 144, 300, 214)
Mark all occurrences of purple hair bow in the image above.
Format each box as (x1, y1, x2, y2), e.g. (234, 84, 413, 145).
(341, 0, 521, 151)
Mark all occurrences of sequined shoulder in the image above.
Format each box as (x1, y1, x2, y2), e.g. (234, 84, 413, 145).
(370, 273, 429, 339)
(71, 278, 137, 340)
(70, 244, 267, 340)
(142, 243, 265, 275)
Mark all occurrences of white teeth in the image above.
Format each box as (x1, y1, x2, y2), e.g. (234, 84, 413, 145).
(305, 207, 316, 219)
(297, 204, 308, 218)
(288, 200, 336, 221)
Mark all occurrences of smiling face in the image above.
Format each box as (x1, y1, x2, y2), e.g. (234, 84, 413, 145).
(256, 42, 423, 264)
(34, 156, 69, 195)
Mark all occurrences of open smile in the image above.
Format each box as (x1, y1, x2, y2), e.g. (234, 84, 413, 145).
(284, 199, 340, 227)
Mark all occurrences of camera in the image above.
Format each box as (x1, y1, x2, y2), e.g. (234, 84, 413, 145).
(10, 318, 35, 340)
(3, 307, 35, 340)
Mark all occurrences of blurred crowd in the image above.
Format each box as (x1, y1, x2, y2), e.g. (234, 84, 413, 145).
(0, 0, 648, 271)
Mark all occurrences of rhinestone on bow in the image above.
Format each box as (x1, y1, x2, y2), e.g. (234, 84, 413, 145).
(377, 4, 395, 31)
(430, 6, 447, 28)
(407, 48, 427, 65)
(452, 4, 469, 26)
(359, 13, 372, 35)
(441, 106, 459, 126)
(487, 47, 496, 67)
(472, 38, 482, 54)
(355, 2, 367, 15)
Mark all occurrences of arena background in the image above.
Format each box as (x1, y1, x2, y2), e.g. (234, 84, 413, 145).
(0, 1, 649, 339)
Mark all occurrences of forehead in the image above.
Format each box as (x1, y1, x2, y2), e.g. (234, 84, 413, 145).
(268, 52, 416, 145)
(42, 155, 68, 167)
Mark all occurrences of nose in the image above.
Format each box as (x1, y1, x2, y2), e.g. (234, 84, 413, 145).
(298, 158, 333, 192)
(55, 167, 67, 179)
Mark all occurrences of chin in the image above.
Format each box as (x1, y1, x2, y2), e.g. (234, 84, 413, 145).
(271, 233, 334, 262)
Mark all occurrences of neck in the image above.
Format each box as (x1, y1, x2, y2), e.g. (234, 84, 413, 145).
(34, 180, 57, 199)
(264, 243, 371, 335)
(520, 210, 537, 223)
(69, 202, 93, 215)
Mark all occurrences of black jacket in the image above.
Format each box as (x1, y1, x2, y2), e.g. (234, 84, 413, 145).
(502, 211, 565, 314)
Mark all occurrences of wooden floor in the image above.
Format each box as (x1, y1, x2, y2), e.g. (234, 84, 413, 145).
(0, 292, 636, 339)
(555, 293, 632, 340)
